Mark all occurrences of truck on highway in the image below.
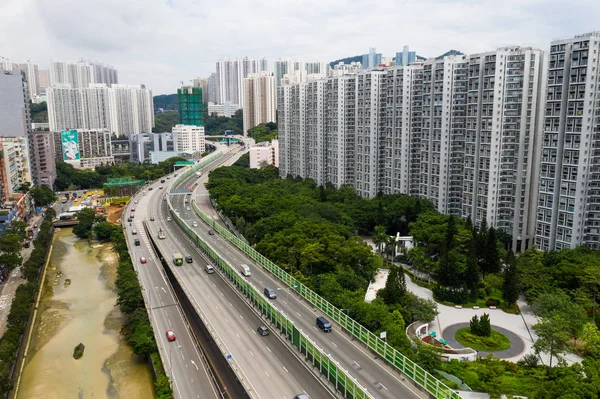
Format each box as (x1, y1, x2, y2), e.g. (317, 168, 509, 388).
(158, 228, 166, 239)
(195, 171, 202, 178)
(172, 253, 184, 266)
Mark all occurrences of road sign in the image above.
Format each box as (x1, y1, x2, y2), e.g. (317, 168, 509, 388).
(226, 354, 232, 360)
(175, 161, 195, 166)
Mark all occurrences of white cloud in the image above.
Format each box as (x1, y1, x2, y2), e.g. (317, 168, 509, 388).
(1, 0, 599, 94)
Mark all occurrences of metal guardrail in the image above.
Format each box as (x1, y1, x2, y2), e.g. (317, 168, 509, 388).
(192, 201, 463, 399)
(165, 197, 374, 398)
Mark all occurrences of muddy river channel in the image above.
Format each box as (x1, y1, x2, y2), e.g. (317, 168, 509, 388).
(18, 228, 153, 399)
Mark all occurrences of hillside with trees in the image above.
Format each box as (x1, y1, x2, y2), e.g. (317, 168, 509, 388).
(207, 166, 600, 398)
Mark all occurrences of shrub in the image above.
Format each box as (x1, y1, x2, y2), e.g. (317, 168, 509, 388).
(517, 353, 539, 368)
(485, 298, 500, 307)
(470, 313, 492, 337)
(433, 285, 469, 304)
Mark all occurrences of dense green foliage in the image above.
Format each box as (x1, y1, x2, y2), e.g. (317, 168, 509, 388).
(29, 101, 48, 123)
(153, 111, 179, 133)
(98, 223, 173, 398)
(29, 185, 56, 206)
(207, 166, 437, 355)
(233, 153, 249, 168)
(205, 108, 243, 135)
(54, 157, 188, 191)
(0, 208, 55, 394)
(153, 94, 178, 111)
(247, 122, 278, 143)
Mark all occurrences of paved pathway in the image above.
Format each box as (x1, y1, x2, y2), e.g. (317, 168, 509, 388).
(0, 211, 48, 337)
(441, 322, 525, 359)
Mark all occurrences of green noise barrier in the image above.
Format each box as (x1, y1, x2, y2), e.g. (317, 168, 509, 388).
(191, 201, 462, 399)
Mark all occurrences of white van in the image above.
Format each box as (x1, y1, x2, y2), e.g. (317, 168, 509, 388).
(240, 264, 251, 277)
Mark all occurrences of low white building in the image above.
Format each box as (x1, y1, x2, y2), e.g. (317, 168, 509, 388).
(249, 139, 279, 169)
(207, 101, 240, 118)
(172, 124, 205, 154)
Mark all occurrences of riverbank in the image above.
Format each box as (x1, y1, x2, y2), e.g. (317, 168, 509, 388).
(17, 229, 153, 399)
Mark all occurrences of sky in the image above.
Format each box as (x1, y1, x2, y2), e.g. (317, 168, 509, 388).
(1, 0, 599, 95)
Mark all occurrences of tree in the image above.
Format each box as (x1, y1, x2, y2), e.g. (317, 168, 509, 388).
(482, 227, 500, 276)
(533, 290, 588, 344)
(73, 208, 97, 239)
(582, 323, 600, 357)
(5, 221, 28, 240)
(469, 313, 491, 337)
(372, 225, 387, 254)
(29, 185, 56, 206)
(464, 235, 480, 299)
(582, 266, 600, 323)
(408, 296, 439, 323)
(502, 249, 519, 306)
(19, 182, 31, 194)
(533, 315, 571, 368)
(378, 265, 406, 305)
(94, 222, 116, 241)
(415, 344, 442, 374)
(128, 323, 157, 357)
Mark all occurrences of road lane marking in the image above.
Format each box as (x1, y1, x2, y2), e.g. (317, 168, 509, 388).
(239, 315, 244, 320)
(381, 383, 388, 390)
(229, 302, 233, 307)
(191, 360, 199, 370)
(249, 351, 254, 357)
(296, 312, 302, 317)
(332, 341, 338, 347)
(236, 333, 240, 338)
(266, 346, 271, 353)
(264, 371, 270, 378)
(225, 318, 229, 323)
(283, 366, 289, 373)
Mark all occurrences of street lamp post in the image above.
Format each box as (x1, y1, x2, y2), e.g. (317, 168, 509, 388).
(169, 344, 182, 385)
(277, 285, 298, 303)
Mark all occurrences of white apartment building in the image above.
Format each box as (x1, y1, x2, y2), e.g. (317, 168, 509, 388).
(172, 124, 205, 154)
(249, 139, 279, 169)
(49, 60, 117, 88)
(354, 70, 387, 198)
(47, 85, 83, 131)
(243, 72, 277, 136)
(109, 84, 154, 136)
(0, 137, 31, 199)
(48, 84, 152, 136)
(325, 74, 356, 188)
(536, 33, 600, 250)
(216, 57, 267, 108)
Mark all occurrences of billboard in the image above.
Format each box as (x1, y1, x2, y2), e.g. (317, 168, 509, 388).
(61, 130, 80, 161)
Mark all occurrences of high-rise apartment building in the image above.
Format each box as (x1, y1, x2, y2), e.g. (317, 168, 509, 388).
(30, 131, 56, 188)
(535, 32, 600, 250)
(396, 46, 417, 67)
(48, 84, 152, 136)
(49, 60, 118, 88)
(0, 137, 31, 200)
(177, 86, 203, 126)
(279, 46, 547, 250)
(242, 72, 276, 136)
(354, 70, 386, 198)
(216, 57, 267, 108)
(362, 48, 383, 69)
(193, 77, 209, 104)
(172, 124, 205, 154)
(208, 72, 220, 104)
(0, 70, 31, 138)
(109, 85, 154, 136)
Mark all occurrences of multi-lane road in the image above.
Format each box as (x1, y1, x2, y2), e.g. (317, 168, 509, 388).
(125, 186, 220, 399)
(165, 148, 429, 399)
(131, 145, 335, 399)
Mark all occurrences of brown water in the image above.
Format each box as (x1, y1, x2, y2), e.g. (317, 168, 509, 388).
(17, 228, 153, 399)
